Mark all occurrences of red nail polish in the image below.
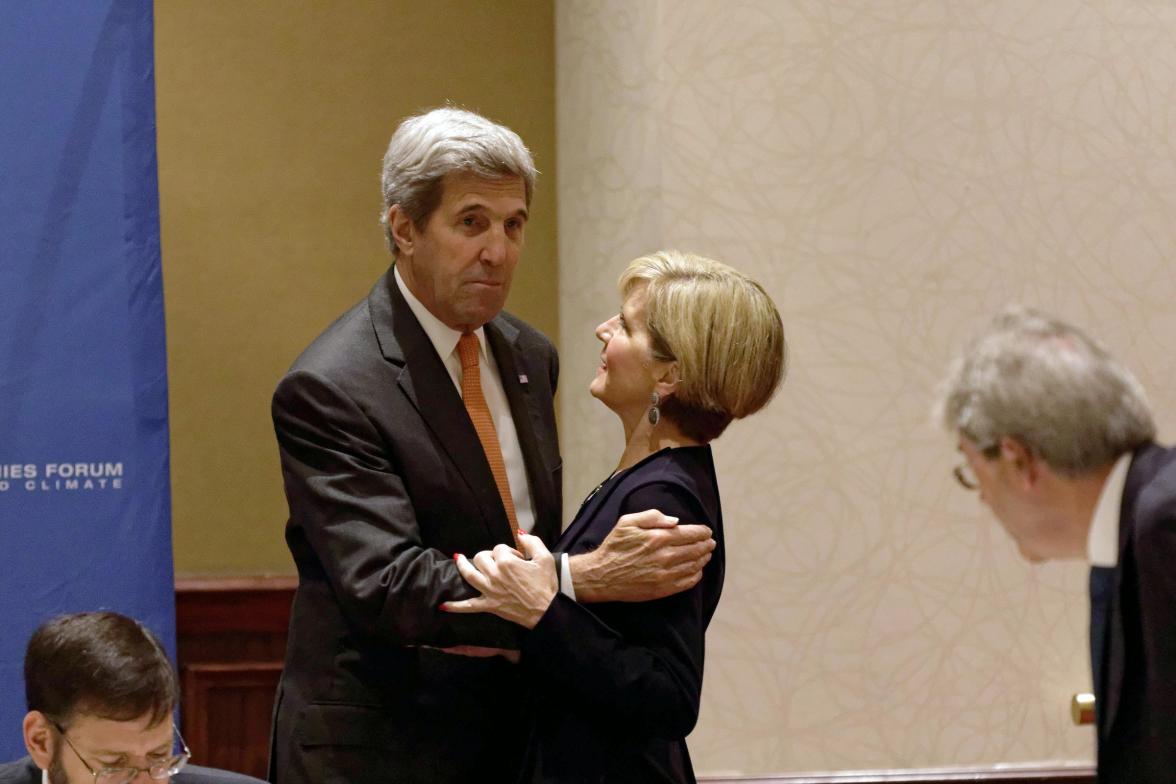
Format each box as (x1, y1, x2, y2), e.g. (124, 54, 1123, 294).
(438, 602, 448, 610)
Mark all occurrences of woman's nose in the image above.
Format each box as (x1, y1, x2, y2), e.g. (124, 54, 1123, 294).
(595, 319, 613, 342)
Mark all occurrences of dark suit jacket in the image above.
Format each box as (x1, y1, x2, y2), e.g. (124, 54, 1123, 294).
(518, 446, 724, 783)
(1091, 442, 1176, 783)
(0, 756, 265, 783)
(268, 269, 562, 784)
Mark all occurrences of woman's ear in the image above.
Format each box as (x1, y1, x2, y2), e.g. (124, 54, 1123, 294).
(653, 360, 681, 399)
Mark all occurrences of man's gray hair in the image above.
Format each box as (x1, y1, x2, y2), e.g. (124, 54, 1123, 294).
(379, 107, 537, 255)
(935, 305, 1155, 475)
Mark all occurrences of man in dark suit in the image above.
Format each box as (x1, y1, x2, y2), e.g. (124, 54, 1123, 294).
(937, 306, 1176, 783)
(3, 611, 264, 784)
(269, 107, 716, 784)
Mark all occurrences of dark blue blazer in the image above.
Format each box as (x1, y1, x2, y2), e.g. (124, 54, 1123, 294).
(1090, 442, 1176, 783)
(519, 445, 725, 784)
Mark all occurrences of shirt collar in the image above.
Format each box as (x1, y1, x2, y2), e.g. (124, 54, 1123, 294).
(393, 265, 488, 363)
(42, 770, 48, 784)
(1087, 452, 1132, 567)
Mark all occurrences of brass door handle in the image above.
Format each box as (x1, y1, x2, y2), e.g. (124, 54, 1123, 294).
(1071, 692, 1095, 725)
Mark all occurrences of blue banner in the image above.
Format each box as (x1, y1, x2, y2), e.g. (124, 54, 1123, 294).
(0, 0, 174, 758)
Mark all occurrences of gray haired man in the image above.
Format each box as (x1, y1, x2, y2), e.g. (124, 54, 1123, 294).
(937, 306, 1176, 783)
(268, 107, 714, 784)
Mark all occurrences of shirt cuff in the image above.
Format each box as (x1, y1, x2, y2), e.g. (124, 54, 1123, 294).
(560, 551, 577, 601)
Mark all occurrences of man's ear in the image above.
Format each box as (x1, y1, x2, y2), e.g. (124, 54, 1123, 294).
(388, 205, 416, 258)
(23, 711, 53, 770)
(999, 436, 1039, 487)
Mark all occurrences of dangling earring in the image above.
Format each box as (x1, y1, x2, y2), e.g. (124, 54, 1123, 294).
(648, 391, 661, 425)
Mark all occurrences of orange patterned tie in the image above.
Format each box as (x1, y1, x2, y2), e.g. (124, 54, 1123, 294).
(457, 332, 520, 543)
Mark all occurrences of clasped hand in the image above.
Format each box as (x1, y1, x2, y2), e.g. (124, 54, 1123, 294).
(441, 531, 557, 630)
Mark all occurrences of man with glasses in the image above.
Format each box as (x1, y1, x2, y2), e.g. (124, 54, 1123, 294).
(0, 612, 263, 784)
(936, 306, 1176, 784)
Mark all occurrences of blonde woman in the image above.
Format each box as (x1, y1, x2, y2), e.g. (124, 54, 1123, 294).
(444, 251, 786, 783)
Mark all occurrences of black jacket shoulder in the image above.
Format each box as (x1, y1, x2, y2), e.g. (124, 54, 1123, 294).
(0, 757, 38, 784)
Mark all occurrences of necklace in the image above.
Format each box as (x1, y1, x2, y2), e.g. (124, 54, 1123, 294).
(579, 469, 620, 509)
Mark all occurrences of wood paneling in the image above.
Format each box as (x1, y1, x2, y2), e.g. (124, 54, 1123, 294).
(181, 662, 284, 777)
(176, 576, 294, 778)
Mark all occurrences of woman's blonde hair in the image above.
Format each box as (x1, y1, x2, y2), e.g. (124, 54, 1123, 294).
(619, 250, 786, 441)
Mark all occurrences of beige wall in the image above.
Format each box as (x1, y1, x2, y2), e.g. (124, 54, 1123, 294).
(557, 0, 1176, 775)
(155, 1, 557, 574)
(156, 0, 1176, 770)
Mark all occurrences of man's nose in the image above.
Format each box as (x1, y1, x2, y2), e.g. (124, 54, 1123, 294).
(480, 225, 508, 265)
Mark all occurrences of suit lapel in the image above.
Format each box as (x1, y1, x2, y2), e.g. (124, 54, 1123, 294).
(370, 271, 515, 545)
(1088, 564, 1114, 735)
(485, 321, 561, 545)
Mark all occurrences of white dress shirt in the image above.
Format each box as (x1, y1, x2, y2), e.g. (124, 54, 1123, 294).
(1086, 452, 1133, 567)
(393, 267, 535, 533)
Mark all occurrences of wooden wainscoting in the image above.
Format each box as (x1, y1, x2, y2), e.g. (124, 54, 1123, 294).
(175, 575, 296, 779)
(174, 575, 1095, 783)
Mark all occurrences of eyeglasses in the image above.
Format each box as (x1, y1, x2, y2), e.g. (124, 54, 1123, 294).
(953, 462, 980, 490)
(52, 721, 190, 783)
(953, 442, 1001, 491)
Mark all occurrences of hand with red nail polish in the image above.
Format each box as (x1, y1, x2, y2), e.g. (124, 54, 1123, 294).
(441, 536, 557, 628)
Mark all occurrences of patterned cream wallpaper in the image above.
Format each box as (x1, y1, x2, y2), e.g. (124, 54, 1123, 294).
(556, 0, 1176, 775)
